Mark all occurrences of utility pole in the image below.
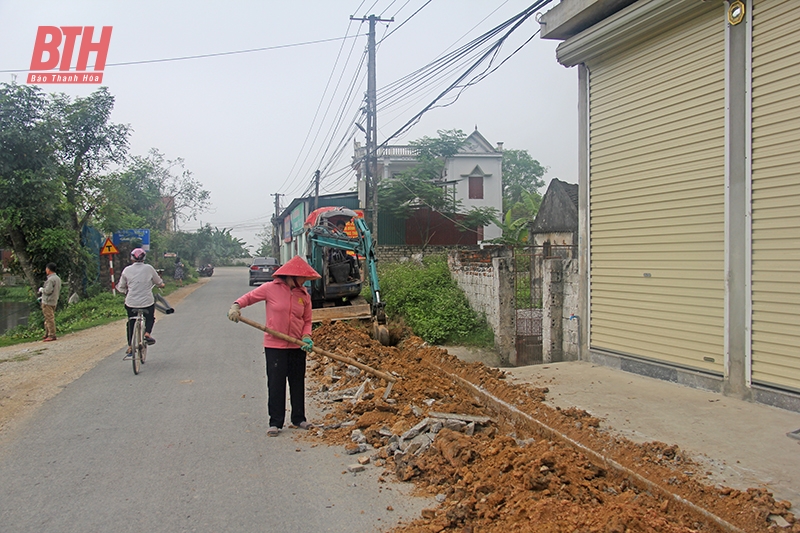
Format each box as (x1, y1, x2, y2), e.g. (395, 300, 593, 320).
(271, 193, 282, 260)
(351, 13, 392, 244)
(314, 169, 320, 211)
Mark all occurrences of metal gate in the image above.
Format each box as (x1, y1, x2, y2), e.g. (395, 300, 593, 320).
(514, 246, 543, 365)
(513, 244, 578, 366)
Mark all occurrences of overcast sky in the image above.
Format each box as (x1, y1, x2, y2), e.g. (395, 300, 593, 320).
(0, 0, 577, 250)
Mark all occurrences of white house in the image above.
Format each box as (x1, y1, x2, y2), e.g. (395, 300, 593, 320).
(353, 129, 504, 242)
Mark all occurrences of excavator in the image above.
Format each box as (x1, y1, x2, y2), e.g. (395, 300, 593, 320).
(303, 207, 390, 346)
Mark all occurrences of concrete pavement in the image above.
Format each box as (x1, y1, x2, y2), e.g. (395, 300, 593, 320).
(443, 345, 800, 513)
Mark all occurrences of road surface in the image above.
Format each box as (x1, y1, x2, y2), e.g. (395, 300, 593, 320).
(0, 267, 428, 532)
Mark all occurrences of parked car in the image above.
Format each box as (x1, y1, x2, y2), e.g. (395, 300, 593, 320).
(249, 257, 280, 286)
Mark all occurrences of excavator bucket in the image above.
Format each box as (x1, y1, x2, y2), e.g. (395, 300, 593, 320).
(311, 297, 372, 323)
(310, 298, 391, 346)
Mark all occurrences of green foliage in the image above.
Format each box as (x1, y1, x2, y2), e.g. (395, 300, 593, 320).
(0, 285, 31, 302)
(254, 224, 274, 258)
(501, 149, 546, 213)
(488, 190, 542, 245)
(0, 283, 186, 347)
(491, 148, 546, 245)
(162, 224, 249, 266)
(379, 255, 493, 346)
(0, 82, 131, 296)
(0, 81, 212, 299)
(0, 292, 126, 346)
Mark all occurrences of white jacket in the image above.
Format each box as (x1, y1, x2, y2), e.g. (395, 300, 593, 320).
(118, 262, 163, 307)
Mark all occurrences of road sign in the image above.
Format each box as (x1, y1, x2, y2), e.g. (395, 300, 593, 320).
(113, 229, 150, 251)
(100, 237, 119, 255)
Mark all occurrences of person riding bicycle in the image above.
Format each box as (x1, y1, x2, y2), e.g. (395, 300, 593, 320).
(118, 248, 165, 359)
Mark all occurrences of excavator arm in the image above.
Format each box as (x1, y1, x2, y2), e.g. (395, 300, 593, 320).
(306, 210, 389, 345)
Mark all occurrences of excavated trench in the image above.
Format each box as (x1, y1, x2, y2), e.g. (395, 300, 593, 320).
(305, 321, 797, 533)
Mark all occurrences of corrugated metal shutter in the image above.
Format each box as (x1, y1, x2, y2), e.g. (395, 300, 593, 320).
(751, 0, 800, 392)
(588, 5, 726, 372)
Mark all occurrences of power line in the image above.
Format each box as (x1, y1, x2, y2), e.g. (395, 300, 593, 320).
(379, 0, 552, 146)
(376, 0, 433, 45)
(275, 20, 363, 195)
(0, 34, 365, 73)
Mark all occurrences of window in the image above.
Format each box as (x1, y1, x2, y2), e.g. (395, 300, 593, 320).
(469, 176, 484, 199)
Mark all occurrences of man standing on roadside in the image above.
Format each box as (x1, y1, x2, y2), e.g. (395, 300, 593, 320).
(40, 263, 61, 342)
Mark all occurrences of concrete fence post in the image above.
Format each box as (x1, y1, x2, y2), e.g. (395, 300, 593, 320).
(494, 255, 515, 366)
(543, 257, 564, 363)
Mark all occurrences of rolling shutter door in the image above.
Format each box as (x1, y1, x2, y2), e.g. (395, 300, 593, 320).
(751, 0, 800, 392)
(588, 6, 726, 372)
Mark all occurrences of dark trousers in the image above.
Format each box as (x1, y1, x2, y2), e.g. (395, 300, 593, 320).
(125, 304, 156, 345)
(265, 347, 306, 428)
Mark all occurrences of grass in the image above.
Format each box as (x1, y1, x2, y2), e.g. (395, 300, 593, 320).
(0, 279, 190, 348)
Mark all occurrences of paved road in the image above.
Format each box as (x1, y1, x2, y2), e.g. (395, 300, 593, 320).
(0, 267, 428, 532)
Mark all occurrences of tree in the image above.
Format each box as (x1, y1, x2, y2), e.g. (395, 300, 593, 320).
(0, 82, 64, 289)
(501, 149, 545, 213)
(48, 87, 131, 296)
(163, 225, 249, 266)
(254, 224, 273, 258)
(378, 129, 497, 246)
(489, 190, 542, 245)
(485, 149, 547, 245)
(99, 149, 210, 234)
(142, 149, 210, 230)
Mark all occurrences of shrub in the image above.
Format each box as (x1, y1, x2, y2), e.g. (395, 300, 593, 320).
(378, 255, 493, 346)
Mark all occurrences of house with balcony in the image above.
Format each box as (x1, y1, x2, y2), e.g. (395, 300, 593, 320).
(352, 129, 504, 245)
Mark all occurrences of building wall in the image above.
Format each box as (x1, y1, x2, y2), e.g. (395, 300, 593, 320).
(447, 153, 503, 240)
(750, 0, 800, 393)
(544, 0, 800, 409)
(377, 244, 479, 264)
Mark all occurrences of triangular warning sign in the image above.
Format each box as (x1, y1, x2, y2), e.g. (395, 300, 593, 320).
(100, 237, 119, 255)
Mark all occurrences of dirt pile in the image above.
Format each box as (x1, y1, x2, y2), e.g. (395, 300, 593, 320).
(307, 321, 797, 533)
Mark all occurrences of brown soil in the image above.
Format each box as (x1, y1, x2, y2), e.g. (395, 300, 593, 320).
(2, 294, 796, 532)
(307, 321, 798, 533)
(0, 280, 209, 437)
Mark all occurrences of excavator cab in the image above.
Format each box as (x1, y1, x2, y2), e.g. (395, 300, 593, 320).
(304, 207, 389, 345)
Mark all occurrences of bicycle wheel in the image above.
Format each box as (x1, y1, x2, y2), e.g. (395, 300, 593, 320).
(132, 316, 142, 375)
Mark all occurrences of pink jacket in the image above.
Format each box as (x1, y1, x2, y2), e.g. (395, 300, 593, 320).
(235, 277, 312, 349)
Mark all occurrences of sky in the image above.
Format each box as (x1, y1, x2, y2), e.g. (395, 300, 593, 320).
(0, 0, 578, 251)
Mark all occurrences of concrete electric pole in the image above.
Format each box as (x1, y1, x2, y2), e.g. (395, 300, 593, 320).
(271, 192, 282, 260)
(350, 14, 392, 244)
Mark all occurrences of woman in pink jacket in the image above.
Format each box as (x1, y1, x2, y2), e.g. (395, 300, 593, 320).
(228, 256, 320, 437)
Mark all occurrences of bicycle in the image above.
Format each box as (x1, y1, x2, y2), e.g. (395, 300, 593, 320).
(125, 291, 174, 375)
(128, 309, 148, 375)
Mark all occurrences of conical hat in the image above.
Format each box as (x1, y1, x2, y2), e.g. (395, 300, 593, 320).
(273, 255, 321, 279)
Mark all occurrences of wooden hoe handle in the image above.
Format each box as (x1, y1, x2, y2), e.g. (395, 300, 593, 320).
(236, 315, 396, 384)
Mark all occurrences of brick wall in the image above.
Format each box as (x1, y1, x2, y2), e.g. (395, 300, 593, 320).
(447, 247, 515, 365)
(376, 245, 479, 264)
(447, 248, 501, 330)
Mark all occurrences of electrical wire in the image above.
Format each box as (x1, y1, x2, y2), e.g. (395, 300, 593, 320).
(275, 19, 363, 194)
(376, 0, 433, 45)
(0, 35, 365, 73)
(378, 0, 552, 147)
(378, 0, 399, 18)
